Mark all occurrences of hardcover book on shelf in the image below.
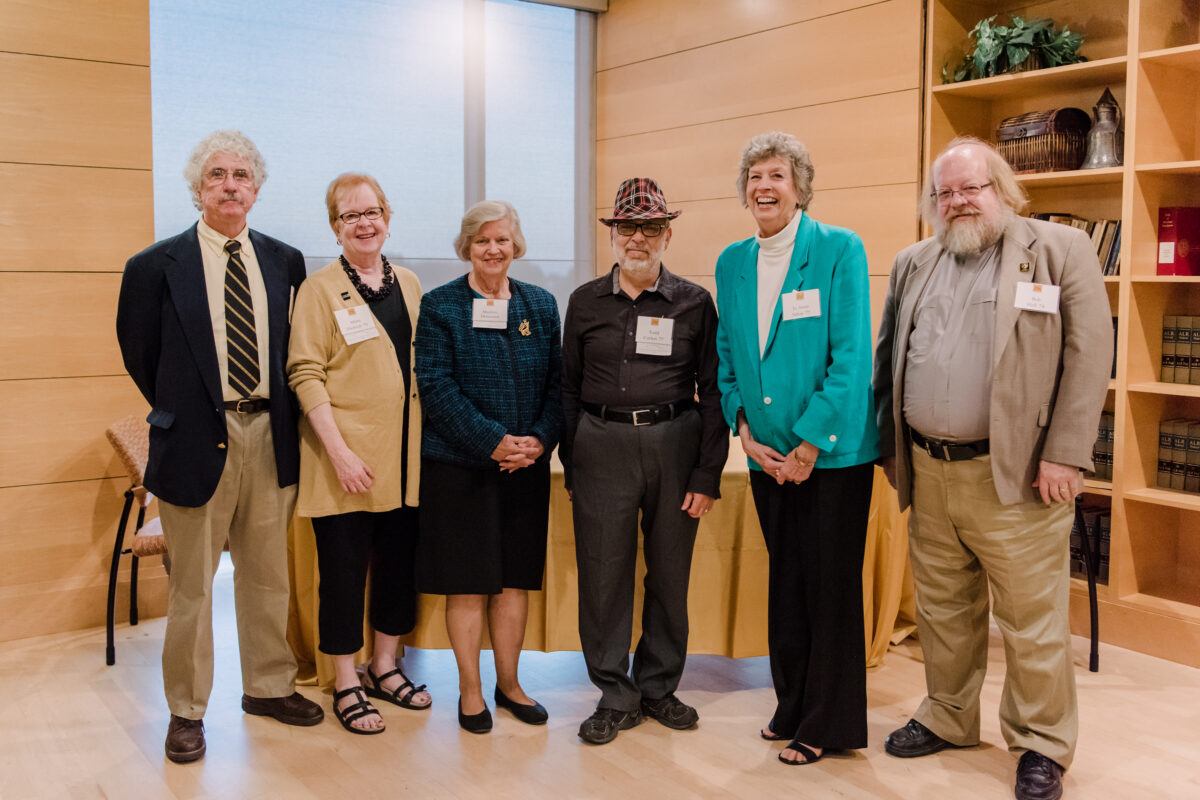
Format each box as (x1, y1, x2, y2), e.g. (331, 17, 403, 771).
(1162, 316, 1178, 382)
(1102, 412, 1115, 480)
(1188, 422, 1200, 495)
(1111, 318, 1118, 379)
(1171, 419, 1192, 491)
(1190, 316, 1200, 386)
(1159, 419, 1178, 488)
(1176, 317, 1194, 384)
(1157, 207, 1200, 276)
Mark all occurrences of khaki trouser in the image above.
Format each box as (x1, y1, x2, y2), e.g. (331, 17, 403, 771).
(158, 410, 298, 719)
(908, 444, 1078, 768)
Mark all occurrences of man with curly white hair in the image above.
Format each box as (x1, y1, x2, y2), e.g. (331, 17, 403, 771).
(117, 129, 322, 763)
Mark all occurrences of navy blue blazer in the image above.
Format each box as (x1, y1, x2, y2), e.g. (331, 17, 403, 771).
(116, 223, 306, 507)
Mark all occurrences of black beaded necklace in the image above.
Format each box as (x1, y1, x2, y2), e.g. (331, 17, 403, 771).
(340, 254, 395, 303)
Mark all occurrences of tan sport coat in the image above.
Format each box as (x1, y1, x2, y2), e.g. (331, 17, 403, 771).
(287, 260, 423, 516)
(873, 215, 1112, 508)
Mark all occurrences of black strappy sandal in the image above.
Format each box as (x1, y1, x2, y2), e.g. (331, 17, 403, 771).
(332, 685, 385, 735)
(363, 665, 431, 710)
(779, 740, 823, 766)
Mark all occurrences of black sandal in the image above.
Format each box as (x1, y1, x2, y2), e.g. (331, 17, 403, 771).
(364, 665, 431, 710)
(332, 685, 385, 735)
(760, 716, 788, 741)
(779, 740, 823, 766)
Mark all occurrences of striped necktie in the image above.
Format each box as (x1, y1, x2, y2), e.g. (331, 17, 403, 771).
(223, 239, 259, 397)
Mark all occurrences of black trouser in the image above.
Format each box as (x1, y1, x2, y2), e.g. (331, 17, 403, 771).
(749, 461, 874, 749)
(571, 409, 702, 712)
(311, 507, 419, 656)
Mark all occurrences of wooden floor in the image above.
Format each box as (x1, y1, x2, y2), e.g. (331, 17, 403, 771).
(2, 560, 1198, 799)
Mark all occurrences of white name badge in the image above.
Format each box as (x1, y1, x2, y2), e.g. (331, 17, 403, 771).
(781, 288, 821, 320)
(472, 298, 509, 329)
(334, 304, 379, 345)
(636, 315, 674, 356)
(1014, 282, 1061, 314)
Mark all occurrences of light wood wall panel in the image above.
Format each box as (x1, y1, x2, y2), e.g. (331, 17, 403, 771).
(0, 566, 166, 643)
(597, 1, 920, 141)
(0, 164, 154, 271)
(597, 90, 921, 206)
(0, 273, 125, 380)
(0, 0, 159, 642)
(0, 52, 151, 168)
(0, 0, 150, 64)
(0, 479, 161, 587)
(597, 0, 870, 70)
(596, 0, 924, 291)
(0, 377, 148, 488)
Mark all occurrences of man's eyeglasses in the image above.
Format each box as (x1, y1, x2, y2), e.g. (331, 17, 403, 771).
(204, 167, 254, 186)
(614, 221, 668, 238)
(338, 207, 384, 225)
(932, 182, 993, 203)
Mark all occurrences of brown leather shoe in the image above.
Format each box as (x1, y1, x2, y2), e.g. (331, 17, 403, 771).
(241, 691, 324, 726)
(165, 714, 205, 763)
(1015, 751, 1065, 800)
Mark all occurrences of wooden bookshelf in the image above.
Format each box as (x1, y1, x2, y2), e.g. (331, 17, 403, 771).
(924, 0, 1200, 668)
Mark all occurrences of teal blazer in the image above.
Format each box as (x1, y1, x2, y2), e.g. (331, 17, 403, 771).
(715, 212, 879, 470)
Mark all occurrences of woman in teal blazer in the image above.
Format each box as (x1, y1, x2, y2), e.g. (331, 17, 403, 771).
(715, 132, 879, 767)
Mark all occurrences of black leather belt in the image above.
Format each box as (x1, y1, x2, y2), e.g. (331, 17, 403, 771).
(583, 398, 694, 426)
(911, 429, 989, 462)
(223, 397, 270, 414)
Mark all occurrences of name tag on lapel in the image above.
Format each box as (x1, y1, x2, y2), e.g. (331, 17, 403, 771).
(334, 304, 379, 344)
(1014, 282, 1060, 314)
(781, 289, 821, 320)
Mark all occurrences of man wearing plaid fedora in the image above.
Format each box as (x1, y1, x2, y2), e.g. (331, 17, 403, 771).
(561, 177, 728, 745)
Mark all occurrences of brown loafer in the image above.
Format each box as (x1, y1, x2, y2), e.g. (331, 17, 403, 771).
(241, 691, 324, 726)
(165, 714, 205, 763)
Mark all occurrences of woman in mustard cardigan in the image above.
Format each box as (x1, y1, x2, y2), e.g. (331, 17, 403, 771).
(287, 173, 430, 735)
(715, 132, 879, 766)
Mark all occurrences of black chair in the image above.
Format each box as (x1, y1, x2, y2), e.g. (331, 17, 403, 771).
(104, 415, 169, 666)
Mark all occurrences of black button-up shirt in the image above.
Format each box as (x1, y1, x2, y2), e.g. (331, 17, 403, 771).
(561, 265, 727, 497)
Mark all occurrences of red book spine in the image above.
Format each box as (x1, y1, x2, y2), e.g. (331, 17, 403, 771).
(1158, 207, 1200, 276)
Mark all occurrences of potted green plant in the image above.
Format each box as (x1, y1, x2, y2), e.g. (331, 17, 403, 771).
(943, 15, 1086, 83)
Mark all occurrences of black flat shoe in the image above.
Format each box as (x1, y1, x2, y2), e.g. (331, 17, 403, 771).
(494, 686, 548, 725)
(457, 697, 492, 734)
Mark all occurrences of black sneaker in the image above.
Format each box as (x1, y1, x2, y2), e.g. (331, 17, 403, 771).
(640, 693, 699, 730)
(578, 706, 642, 745)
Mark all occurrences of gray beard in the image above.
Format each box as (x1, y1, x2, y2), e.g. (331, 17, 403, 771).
(936, 209, 1011, 255)
(617, 257, 660, 283)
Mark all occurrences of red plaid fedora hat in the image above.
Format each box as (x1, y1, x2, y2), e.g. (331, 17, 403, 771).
(599, 177, 682, 226)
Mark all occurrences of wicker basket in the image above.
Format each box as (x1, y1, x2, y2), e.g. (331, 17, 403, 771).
(996, 107, 1090, 173)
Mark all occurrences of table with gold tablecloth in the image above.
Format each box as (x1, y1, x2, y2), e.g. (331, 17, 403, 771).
(287, 442, 916, 687)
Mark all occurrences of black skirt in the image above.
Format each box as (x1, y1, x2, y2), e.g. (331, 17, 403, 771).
(416, 458, 550, 595)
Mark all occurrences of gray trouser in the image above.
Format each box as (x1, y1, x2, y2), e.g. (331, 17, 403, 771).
(571, 409, 702, 712)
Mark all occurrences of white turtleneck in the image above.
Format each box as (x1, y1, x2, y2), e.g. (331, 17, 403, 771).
(755, 209, 803, 357)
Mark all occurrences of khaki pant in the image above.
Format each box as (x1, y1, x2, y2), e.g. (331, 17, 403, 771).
(908, 444, 1077, 768)
(159, 410, 298, 719)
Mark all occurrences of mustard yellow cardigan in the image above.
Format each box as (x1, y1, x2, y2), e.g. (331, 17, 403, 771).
(287, 260, 422, 516)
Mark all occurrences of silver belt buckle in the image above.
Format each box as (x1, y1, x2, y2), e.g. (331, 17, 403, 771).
(631, 409, 653, 426)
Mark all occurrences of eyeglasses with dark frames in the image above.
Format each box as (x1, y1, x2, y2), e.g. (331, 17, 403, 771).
(338, 207, 384, 225)
(614, 221, 668, 238)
